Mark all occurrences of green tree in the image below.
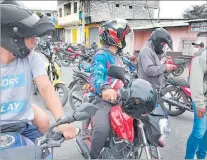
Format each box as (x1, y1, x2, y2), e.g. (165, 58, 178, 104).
(36, 11, 42, 17)
(183, 4, 207, 19)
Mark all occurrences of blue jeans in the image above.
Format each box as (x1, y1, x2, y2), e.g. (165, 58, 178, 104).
(21, 123, 43, 143)
(185, 103, 207, 159)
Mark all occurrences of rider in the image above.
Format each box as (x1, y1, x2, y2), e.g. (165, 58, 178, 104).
(87, 18, 131, 159)
(185, 48, 207, 159)
(138, 28, 176, 89)
(0, 1, 77, 142)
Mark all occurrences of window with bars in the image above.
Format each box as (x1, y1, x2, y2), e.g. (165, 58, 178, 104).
(182, 39, 196, 56)
(74, 2, 78, 13)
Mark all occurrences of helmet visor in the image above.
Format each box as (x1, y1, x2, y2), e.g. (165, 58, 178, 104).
(7, 14, 55, 38)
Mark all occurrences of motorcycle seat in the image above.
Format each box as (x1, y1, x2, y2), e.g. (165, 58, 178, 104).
(174, 59, 189, 65)
(168, 77, 190, 87)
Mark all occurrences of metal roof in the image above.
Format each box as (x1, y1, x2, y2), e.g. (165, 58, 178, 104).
(132, 21, 189, 30)
(187, 19, 207, 23)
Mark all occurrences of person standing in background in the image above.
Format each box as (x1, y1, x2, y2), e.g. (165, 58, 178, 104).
(185, 48, 207, 159)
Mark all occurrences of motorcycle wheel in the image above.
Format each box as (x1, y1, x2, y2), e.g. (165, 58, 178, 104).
(171, 65, 184, 77)
(55, 83, 68, 107)
(68, 84, 84, 110)
(160, 86, 187, 116)
(42, 83, 68, 108)
(61, 58, 71, 67)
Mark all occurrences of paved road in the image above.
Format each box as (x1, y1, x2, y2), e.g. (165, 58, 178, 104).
(32, 56, 193, 160)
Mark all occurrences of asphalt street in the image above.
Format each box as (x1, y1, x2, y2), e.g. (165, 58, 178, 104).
(32, 55, 193, 160)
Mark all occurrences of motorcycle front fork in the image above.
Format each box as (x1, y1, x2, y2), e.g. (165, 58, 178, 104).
(137, 119, 161, 159)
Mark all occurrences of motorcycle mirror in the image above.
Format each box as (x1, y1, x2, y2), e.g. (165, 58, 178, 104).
(107, 65, 126, 85)
(73, 103, 99, 121)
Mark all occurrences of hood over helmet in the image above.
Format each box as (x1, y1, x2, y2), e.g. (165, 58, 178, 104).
(149, 28, 173, 55)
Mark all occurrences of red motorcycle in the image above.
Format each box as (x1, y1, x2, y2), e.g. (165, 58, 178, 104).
(164, 56, 190, 77)
(76, 66, 170, 159)
(160, 76, 193, 116)
(61, 44, 83, 67)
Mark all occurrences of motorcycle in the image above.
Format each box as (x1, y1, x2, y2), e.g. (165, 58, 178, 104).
(0, 103, 98, 160)
(122, 56, 138, 80)
(160, 76, 193, 116)
(78, 52, 93, 73)
(61, 44, 84, 67)
(33, 40, 68, 107)
(76, 65, 170, 159)
(164, 56, 190, 77)
(68, 69, 90, 110)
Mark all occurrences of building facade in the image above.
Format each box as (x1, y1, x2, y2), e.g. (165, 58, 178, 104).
(133, 20, 206, 56)
(28, 9, 63, 41)
(57, 0, 159, 45)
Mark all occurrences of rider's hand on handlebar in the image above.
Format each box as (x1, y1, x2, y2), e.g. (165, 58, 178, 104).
(57, 124, 78, 140)
(102, 89, 117, 102)
(166, 64, 177, 71)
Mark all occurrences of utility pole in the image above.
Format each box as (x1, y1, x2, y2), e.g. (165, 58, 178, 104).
(157, 0, 160, 23)
(81, 0, 85, 44)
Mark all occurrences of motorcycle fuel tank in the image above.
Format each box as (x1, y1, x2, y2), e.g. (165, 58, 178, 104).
(110, 105, 134, 142)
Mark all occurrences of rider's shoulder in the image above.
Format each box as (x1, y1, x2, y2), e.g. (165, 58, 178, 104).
(28, 50, 42, 61)
(94, 49, 111, 59)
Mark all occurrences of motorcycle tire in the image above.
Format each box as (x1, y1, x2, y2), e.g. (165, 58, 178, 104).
(42, 83, 68, 108)
(55, 83, 68, 107)
(171, 65, 184, 77)
(68, 84, 84, 110)
(159, 86, 187, 116)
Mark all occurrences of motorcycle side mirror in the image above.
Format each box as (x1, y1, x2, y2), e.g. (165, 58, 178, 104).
(73, 103, 99, 121)
(107, 65, 127, 86)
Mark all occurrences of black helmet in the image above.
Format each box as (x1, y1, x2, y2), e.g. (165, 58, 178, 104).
(119, 79, 157, 119)
(0, 2, 55, 59)
(149, 28, 173, 55)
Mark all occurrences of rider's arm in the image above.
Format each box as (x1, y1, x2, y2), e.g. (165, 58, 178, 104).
(190, 50, 207, 110)
(140, 49, 167, 77)
(90, 53, 111, 94)
(30, 52, 63, 120)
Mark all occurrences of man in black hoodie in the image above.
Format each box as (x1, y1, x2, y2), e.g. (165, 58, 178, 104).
(138, 28, 176, 89)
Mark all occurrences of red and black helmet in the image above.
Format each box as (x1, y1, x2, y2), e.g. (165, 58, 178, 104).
(99, 18, 131, 49)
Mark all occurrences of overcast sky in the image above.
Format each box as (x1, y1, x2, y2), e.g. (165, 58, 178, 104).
(21, 1, 206, 18)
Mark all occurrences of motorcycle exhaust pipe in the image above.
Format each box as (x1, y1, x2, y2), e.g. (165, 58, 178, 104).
(161, 97, 192, 112)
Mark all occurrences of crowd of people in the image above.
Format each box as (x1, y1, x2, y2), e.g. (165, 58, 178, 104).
(0, 0, 206, 159)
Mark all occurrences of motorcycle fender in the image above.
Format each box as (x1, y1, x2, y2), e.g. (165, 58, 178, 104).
(181, 86, 191, 97)
(68, 80, 76, 89)
(53, 80, 65, 86)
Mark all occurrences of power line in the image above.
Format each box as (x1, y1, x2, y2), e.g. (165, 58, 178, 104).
(145, 0, 155, 28)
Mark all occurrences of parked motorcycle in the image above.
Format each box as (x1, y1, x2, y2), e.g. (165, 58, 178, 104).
(76, 65, 170, 159)
(78, 52, 93, 73)
(33, 40, 68, 107)
(68, 69, 90, 110)
(0, 103, 98, 160)
(164, 56, 190, 77)
(160, 76, 193, 116)
(61, 43, 85, 67)
(122, 56, 138, 81)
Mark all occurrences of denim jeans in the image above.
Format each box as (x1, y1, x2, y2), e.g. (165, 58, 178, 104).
(185, 103, 207, 159)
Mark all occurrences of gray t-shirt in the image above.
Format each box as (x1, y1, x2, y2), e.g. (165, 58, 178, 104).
(0, 51, 47, 124)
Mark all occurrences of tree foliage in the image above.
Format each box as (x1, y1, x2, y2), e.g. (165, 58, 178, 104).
(36, 11, 42, 17)
(183, 4, 207, 19)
